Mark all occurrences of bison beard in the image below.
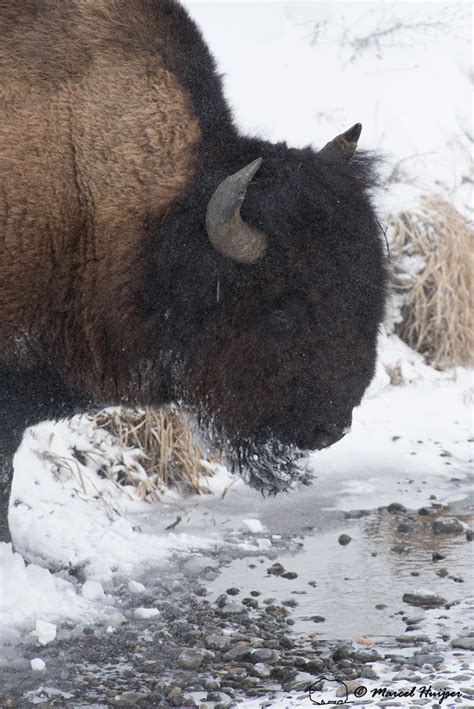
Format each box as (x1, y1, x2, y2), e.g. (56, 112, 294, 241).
(230, 439, 311, 494)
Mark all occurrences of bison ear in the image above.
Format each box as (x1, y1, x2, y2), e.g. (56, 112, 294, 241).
(319, 123, 362, 159)
(206, 158, 267, 264)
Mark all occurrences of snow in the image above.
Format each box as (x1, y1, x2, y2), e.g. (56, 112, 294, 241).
(81, 580, 105, 601)
(35, 620, 56, 646)
(133, 607, 160, 620)
(30, 658, 46, 672)
(241, 518, 266, 533)
(127, 580, 145, 594)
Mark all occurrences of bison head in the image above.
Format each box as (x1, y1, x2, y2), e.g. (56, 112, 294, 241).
(153, 125, 387, 492)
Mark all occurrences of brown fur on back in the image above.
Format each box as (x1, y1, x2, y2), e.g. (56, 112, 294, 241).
(0, 0, 201, 401)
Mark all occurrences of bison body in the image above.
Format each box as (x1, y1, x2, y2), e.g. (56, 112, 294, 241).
(0, 0, 387, 543)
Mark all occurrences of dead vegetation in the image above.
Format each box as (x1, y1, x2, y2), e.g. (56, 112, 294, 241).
(90, 408, 220, 501)
(389, 196, 473, 368)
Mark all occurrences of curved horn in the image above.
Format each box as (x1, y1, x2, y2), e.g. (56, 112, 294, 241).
(319, 123, 362, 159)
(206, 158, 267, 264)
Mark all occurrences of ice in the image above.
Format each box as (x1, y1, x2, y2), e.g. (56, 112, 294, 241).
(242, 518, 265, 533)
(128, 580, 145, 594)
(81, 580, 105, 601)
(35, 620, 57, 646)
(134, 607, 160, 620)
(30, 658, 46, 672)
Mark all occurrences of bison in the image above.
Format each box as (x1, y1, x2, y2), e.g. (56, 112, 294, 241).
(0, 0, 387, 545)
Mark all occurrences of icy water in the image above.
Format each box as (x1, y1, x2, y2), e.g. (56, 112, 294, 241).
(208, 506, 474, 641)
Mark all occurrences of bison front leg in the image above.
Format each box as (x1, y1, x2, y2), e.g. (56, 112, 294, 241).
(0, 432, 24, 545)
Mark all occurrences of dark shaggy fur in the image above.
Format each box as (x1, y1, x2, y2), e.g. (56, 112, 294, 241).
(0, 0, 387, 544)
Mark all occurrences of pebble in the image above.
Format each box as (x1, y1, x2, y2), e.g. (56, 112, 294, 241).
(397, 523, 412, 533)
(219, 602, 246, 616)
(338, 534, 352, 545)
(466, 529, 473, 541)
(311, 615, 326, 623)
(402, 591, 447, 609)
(267, 562, 285, 576)
(177, 648, 207, 670)
(226, 587, 240, 596)
(411, 652, 444, 667)
(205, 633, 229, 651)
(222, 642, 250, 661)
(432, 518, 465, 535)
(432, 552, 446, 561)
(249, 648, 280, 664)
(387, 502, 407, 513)
(451, 636, 474, 650)
(251, 663, 272, 678)
(418, 507, 432, 515)
(281, 571, 298, 579)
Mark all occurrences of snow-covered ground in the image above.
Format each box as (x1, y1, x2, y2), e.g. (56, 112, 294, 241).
(0, 1, 472, 706)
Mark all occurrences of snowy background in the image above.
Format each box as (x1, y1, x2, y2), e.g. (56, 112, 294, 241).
(0, 2, 472, 706)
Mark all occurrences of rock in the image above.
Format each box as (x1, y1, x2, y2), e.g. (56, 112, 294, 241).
(332, 643, 353, 661)
(405, 614, 425, 625)
(222, 642, 250, 661)
(242, 598, 258, 609)
(396, 634, 430, 645)
(311, 615, 326, 623)
(387, 502, 407, 513)
(360, 666, 379, 680)
(267, 562, 285, 576)
(249, 648, 280, 664)
(435, 568, 449, 578)
(250, 590, 261, 596)
(338, 534, 352, 545)
(177, 648, 207, 670)
(215, 593, 228, 607)
(226, 587, 240, 596)
(116, 692, 148, 706)
(219, 602, 246, 616)
(432, 518, 465, 535)
(251, 662, 272, 678)
(418, 507, 431, 515)
(451, 636, 474, 650)
(466, 529, 473, 541)
(336, 680, 363, 697)
(402, 591, 447, 609)
(206, 693, 232, 707)
(432, 552, 445, 561)
(281, 571, 298, 579)
(205, 633, 229, 651)
(352, 649, 382, 662)
(411, 652, 444, 667)
(397, 523, 412, 533)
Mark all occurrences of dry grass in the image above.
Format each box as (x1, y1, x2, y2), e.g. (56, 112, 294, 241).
(91, 407, 220, 501)
(389, 196, 473, 368)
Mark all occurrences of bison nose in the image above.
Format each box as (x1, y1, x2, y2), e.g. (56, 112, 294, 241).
(310, 420, 351, 451)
